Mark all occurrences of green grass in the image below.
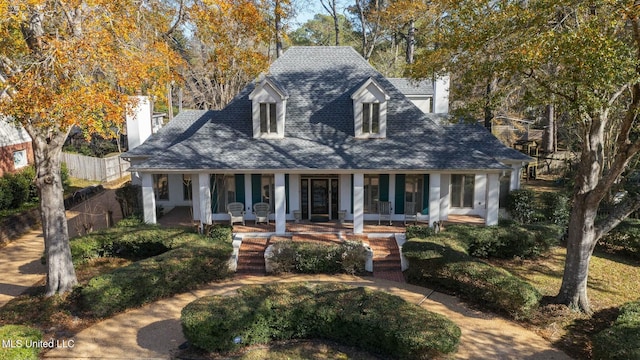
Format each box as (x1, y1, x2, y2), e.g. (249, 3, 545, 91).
(0, 325, 42, 360)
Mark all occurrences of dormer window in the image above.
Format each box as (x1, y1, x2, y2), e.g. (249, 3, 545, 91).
(362, 103, 380, 134)
(260, 103, 277, 134)
(249, 77, 288, 139)
(351, 78, 390, 138)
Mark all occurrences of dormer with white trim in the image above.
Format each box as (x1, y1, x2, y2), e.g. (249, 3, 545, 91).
(249, 77, 288, 139)
(351, 78, 390, 139)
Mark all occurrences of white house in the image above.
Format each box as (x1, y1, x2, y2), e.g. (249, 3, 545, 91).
(123, 47, 530, 235)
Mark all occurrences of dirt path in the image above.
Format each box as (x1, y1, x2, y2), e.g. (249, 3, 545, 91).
(43, 274, 573, 360)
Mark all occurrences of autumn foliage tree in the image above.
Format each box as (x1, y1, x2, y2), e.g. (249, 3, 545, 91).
(412, 0, 640, 313)
(180, 0, 271, 110)
(0, 0, 180, 296)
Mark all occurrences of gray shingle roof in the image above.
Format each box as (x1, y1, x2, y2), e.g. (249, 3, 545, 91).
(127, 47, 511, 172)
(444, 123, 533, 163)
(387, 78, 434, 96)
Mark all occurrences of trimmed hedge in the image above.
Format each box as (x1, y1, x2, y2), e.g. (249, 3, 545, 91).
(0, 325, 42, 360)
(267, 240, 367, 275)
(77, 226, 233, 318)
(406, 225, 436, 239)
(181, 283, 461, 359)
(403, 236, 541, 319)
(445, 223, 563, 259)
(593, 300, 640, 360)
(69, 224, 200, 264)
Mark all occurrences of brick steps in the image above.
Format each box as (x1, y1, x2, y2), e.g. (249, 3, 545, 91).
(235, 234, 405, 283)
(236, 238, 268, 275)
(367, 236, 405, 283)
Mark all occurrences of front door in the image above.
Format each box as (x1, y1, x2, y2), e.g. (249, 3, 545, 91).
(311, 179, 329, 219)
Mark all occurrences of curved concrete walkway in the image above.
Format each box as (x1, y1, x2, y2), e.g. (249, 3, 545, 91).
(0, 230, 46, 308)
(43, 274, 572, 360)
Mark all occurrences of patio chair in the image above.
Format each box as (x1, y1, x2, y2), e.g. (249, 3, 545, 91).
(253, 202, 271, 225)
(378, 201, 392, 226)
(404, 202, 418, 225)
(227, 202, 246, 226)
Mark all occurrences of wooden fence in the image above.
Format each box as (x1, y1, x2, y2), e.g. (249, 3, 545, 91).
(62, 152, 130, 182)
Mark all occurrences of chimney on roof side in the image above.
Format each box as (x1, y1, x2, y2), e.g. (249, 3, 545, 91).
(126, 96, 153, 150)
(433, 75, 450, 114)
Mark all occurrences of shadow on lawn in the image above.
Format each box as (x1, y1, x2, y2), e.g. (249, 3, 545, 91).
(553, 306, 619, 360)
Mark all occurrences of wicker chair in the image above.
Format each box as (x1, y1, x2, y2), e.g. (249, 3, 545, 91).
(404, 202, 418, 225)
(253, 202, 271, 225)
(227, 202, 246, 226)
(378, 201, 392, 226)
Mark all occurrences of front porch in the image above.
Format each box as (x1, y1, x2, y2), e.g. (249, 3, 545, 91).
(157, 206, 485, 233)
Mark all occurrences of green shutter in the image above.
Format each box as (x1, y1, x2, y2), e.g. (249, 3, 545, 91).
(350, 174, 354, 213)
(235, 174, 245, 204)
(285, 174, 290, 214)
(422, 174, 430, 215)
(379, 174, 389, 202)
(394, 174, 405, 214)
(251, 174, 262, 205)
(210, 175, 218, 213)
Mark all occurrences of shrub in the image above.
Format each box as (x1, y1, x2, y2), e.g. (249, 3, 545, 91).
(599, 218, 640, 260)
(181, 283, 461, 359)
(5, 172, 31, 208)
(115, 183, 142, 219)
(205, 224, 233, 242)
(267, 240, 367, 275)
(404, 236, 541, 319)
(80, 236, 233, 318)
(506, 189, 536, 224)
(406, 225, 436, 239)
(539, 192, 570, 226)
(69, 225, 190, 264)
(0, 325, 42, 360)
(0, 177, 13, 211)
(446, 223, 562, 259)
(592, 300, 640, 360)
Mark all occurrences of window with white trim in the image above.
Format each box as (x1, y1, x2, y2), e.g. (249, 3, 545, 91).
(183, 174, 192, 201)
(364, 175, 379, 213)
(451, 174, 474, 208)
(262, 174, 275, 212)
(211, 174, 236, 213)
(153, 174, 169, 201)
(405, 175, 424, 213)
(259, 103, 278, 134)
(362, 103, 380, 134)
(13, 149, 27, 169)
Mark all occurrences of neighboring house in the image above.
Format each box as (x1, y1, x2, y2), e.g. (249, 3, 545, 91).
(0, 118, 33, 177)
(123, 46, 531, 235)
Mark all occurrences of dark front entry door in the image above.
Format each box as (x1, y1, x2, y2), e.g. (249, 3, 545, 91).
(311, 179, 329, 217)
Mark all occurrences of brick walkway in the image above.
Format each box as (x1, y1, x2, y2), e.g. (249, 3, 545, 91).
(367, 236, 405, 283)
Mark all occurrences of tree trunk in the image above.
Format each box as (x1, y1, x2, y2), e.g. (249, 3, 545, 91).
(31, 131, 78, 296)
(406, 19, 415, 64)
(556, 193, 599, 313)
(275, 0, 283, 58)
(484, 80, 494, 130)
(543, 104, 555, 154)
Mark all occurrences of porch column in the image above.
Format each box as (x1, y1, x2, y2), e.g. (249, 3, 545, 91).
(428, 173, 440, 227)
(141, 173, 156, 224)
(510, 163, 523, 191)
(274, 172, 286, 234)
(474, 174, 487, 214)
(339, 175, 351, 219)
(439, 174, 450, 221)
(353, 173, 364, 234)
(191, 174, 201, 221)
(199, 173, 211, 225)
(486, 173, 500, 225)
